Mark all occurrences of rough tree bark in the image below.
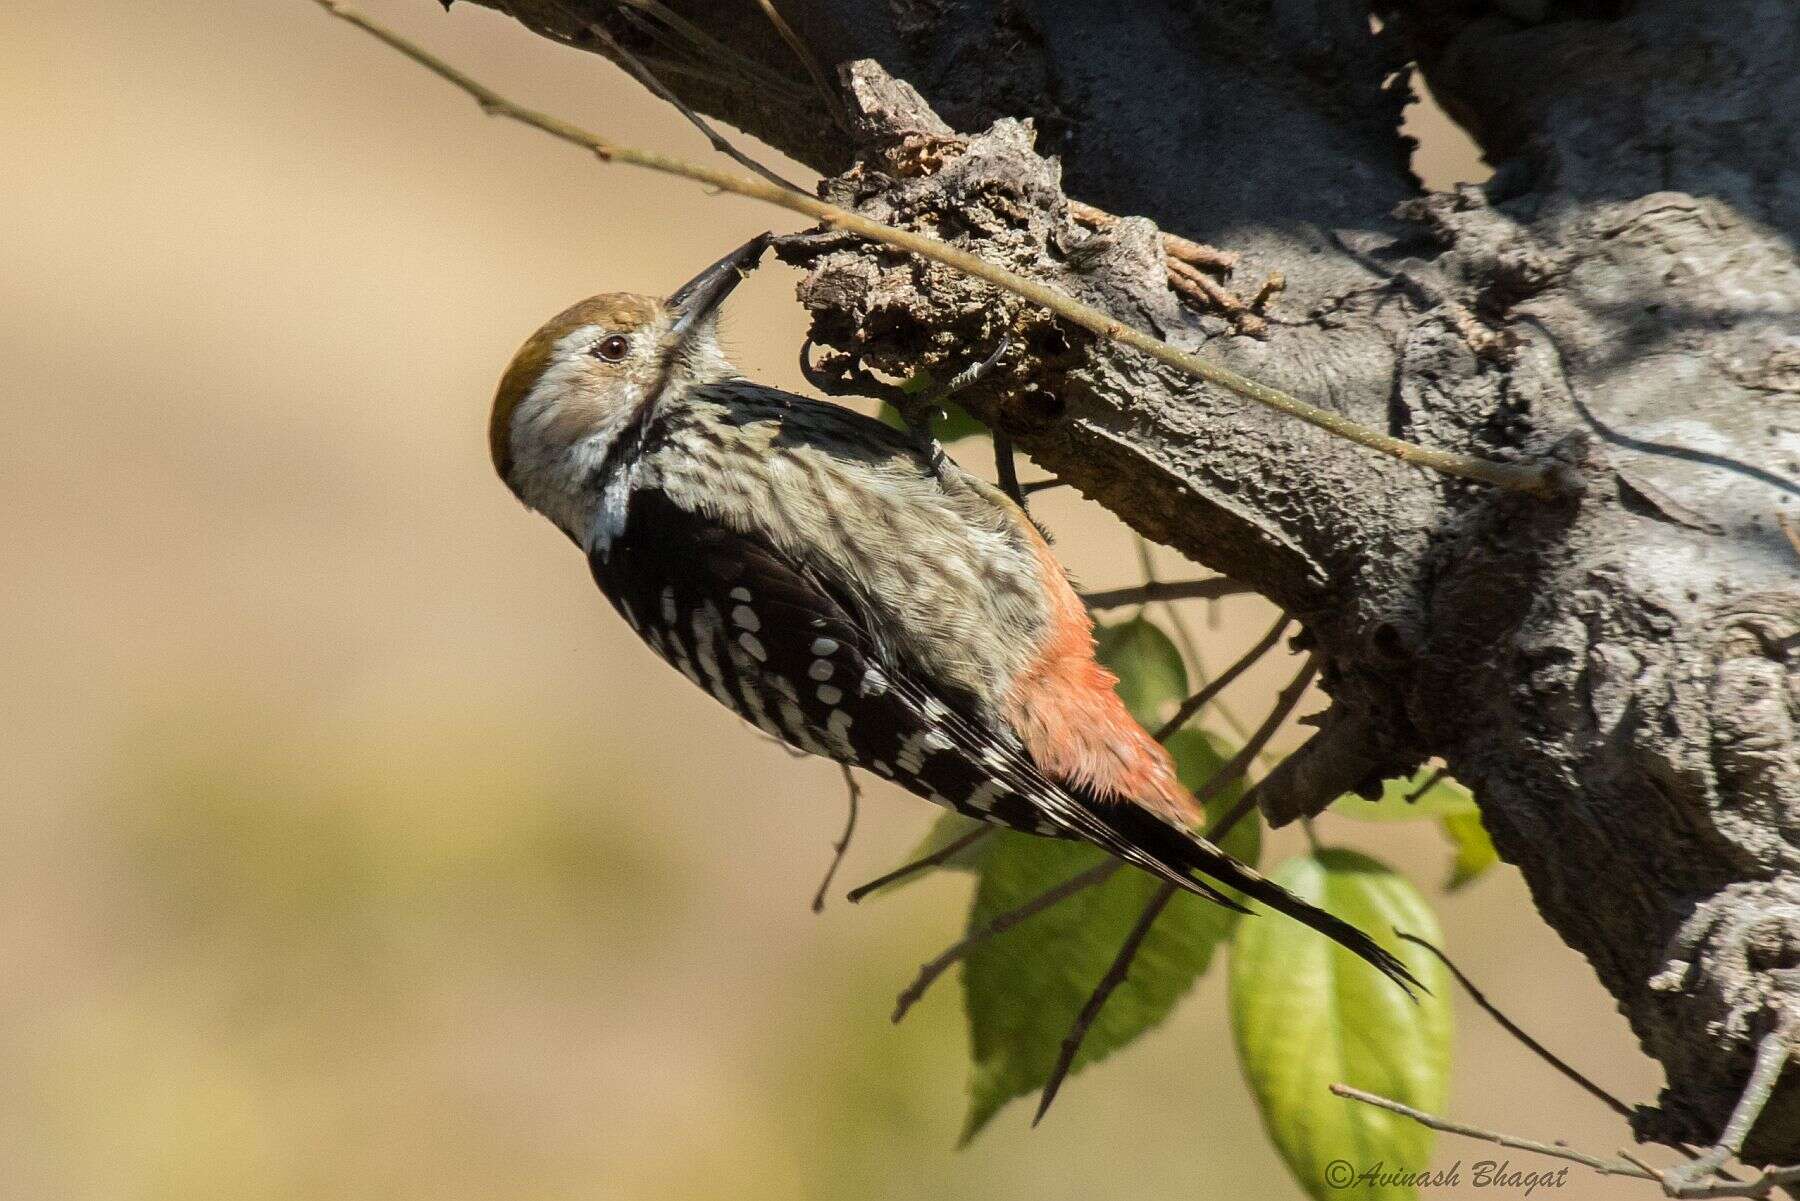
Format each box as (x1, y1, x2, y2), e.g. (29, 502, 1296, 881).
(471, 0, 1798, 1161)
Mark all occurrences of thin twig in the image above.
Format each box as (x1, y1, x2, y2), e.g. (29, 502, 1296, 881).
(1123, 538, 1264, 742)
(1333, 1085, 1800, 1200)
(1392, 931, 1634, 1121)
(1663, 1018, 1798, 1196)
(578, 15, 808, 194)
(1033, 793, 1260, 1123)
(1681, 1166, 1800, 1200)
(1130, 534, 1159, 595)
(1151, 586, 1258, 749)
(610, 48, 814, 115)
(1251, 271, 1287, 309)
(1168, 258, 1267, 338)
(606, 6, 802, 107)
(1194, 653, 1319, 803)
(1034, 880, 1177, 1124)
(811, 765, 861, 912)
(1665, 1162, 1800, 1200)
(891, 860, 1122, 1022)
(1082, 578, 1252, 610)
(1204, 791, 1261, 847)
(308, 0, 1567, 498)
(1330, 1084, 1657, 1180)
(1402, 765, 1449, 804)
(752, 0, 852, 135)
(993, 428, 1027, 507)
(1725, 1020, 1797, 1157)
(1068, 199, 1239, 272)
(1154, 614, 1290, 742)
(615, 0, 805, 99)
(845, 825, 993, 902)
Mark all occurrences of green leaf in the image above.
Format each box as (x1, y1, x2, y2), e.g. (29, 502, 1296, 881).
(1441, 812, 1499, 891)
(875, 397, 988, 443)
(1229, 850, 1452, 1201)
(960, 787, 1253, 1142)
(1093, 616, 1189, 729)
(1330, 768, 1476, 823)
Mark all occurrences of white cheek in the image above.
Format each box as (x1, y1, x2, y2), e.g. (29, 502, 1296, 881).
(508, 342, 647, 543)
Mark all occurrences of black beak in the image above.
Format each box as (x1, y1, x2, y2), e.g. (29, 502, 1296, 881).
(667, 232, 772, 341)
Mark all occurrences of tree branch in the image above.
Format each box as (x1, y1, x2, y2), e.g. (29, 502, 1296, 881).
(309, 1, 1565, 498)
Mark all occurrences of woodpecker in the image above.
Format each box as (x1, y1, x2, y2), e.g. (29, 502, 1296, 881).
(489, 234, 1419, 994)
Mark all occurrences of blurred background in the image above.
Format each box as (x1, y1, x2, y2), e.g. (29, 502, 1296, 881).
(1, 3, 1663, 1198)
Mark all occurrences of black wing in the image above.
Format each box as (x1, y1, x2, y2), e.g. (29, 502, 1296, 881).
(592, 487, 1058, 837)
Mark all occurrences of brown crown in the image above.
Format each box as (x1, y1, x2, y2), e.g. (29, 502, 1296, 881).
(489, 293, 662, 481)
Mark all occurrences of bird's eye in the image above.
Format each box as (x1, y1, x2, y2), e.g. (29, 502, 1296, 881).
(594, 335, 630, 362)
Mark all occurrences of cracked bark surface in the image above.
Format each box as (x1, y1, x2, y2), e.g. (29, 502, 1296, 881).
(473, 0, 1800, 1160)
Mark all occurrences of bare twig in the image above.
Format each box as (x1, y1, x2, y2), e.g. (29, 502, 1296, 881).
(1194, 653, 1319, 803)
(1034, 880, 1177, 1125)
(1203, 791, 1262, 848)
(1168, 258, 1267, 338)
(744, 718, 809, 758)
(1033, 791, 1262, 1123)
(614, 50, 776, 99)
(576, 14, 808, 194)
(1333, 1084, 1800, 1200)
(1330, 1083, 1657, 1180)
(603, 7, 804, 112)
(811, 765, 861, 912)
(1082, 578, 1252, 610)
(615, 0, 805, 100)
(308, 1, 1567, 498)
(993, 428, 1026, 507)
(1402, 765, 1449, 804)
(1250, 271, 1286, 310)
(1676, 1165, 1800, 1200)
(1663, 1018, 1797, 1196)
(1150, 583, 1259, 749)
(891, 860, 1122, 1022)
(845, 825, 992, 902)
(1154, 614, 1290, 742)
(1392, 931, 1633, 1121)
(1068, 199, 1239, 272)
(752, 0, 852, 135)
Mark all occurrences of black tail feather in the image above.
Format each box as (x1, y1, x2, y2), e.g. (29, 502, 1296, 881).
(1096, 801, 1427, 998)
(1187, 850, 1427, 999)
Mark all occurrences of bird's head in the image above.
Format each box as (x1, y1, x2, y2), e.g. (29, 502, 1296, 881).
(489, 234, 770, 502)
